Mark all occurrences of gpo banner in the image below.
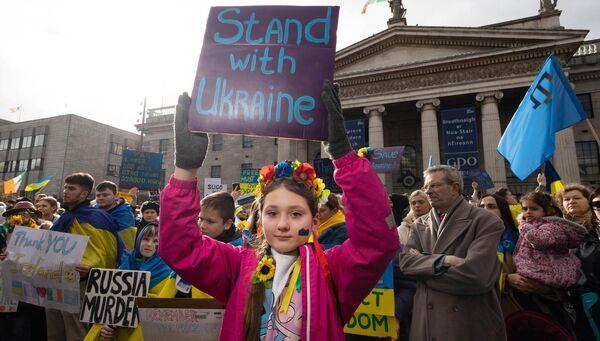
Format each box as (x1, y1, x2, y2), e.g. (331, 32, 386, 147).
(440, 107, 479, 171)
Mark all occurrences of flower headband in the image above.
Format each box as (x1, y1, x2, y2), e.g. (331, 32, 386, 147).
(255, 160, 330, 204)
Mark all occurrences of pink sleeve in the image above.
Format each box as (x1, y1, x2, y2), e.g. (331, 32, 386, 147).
(326, 152, 401, 322)
(157, 176, 243, 303)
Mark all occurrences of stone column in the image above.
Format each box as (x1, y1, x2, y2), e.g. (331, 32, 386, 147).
(364, 105, 387, 186)
(476, 91, 507, 190)
(416, 98, 441, 169)
(553, 127, 581, 183)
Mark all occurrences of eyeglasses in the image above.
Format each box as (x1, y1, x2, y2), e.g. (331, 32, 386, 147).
(421, 182, 451, 192)
(592, 201, 600, 209)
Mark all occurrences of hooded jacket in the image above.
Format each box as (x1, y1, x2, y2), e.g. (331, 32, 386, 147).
(158, 152, 400, 340)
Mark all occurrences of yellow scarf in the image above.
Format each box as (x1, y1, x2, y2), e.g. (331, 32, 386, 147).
(317, 210, 346, 236)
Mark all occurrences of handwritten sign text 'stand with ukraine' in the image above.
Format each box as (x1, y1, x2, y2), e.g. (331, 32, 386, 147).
(189, 6, 339, 141)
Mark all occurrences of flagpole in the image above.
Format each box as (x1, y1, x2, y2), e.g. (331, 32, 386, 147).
(585, 119, 600, 149)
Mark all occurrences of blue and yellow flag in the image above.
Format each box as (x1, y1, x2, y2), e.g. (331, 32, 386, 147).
(24, 176, 53, 192)
(545, 160, 564, 194)
(497, 54, 588, 180)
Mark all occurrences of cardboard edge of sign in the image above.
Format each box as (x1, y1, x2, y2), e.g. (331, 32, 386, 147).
(188, 127, 328, 143)
(136, 298, 225, 310)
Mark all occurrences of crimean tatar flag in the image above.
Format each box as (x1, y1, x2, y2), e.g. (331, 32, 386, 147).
(24, 176, 53, 192)
(361, 0, 387, 14)
(3, 172, 26, 194)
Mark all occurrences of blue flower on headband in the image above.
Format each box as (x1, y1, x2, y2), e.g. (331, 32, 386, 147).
(276, 161, 293, 178)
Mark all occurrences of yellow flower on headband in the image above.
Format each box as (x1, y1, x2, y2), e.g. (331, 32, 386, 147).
(313, 178, 325, 197)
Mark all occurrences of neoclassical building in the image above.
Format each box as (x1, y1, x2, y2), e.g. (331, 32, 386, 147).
(140, 2, 600, 196)
(329, 1, 600, 194)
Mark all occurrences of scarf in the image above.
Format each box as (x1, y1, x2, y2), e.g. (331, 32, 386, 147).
(431, 196, 464, 238)
(566, 210, 594, 232)
(119, 226, 172, 288)
(317, 210, 346, 236)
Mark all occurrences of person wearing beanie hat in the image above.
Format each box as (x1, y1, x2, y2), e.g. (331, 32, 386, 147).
(136, 201, 159, 232)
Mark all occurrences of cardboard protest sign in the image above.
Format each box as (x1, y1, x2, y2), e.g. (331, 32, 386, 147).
(370, 146, 405, 174)
(344, 262, 396, 337)
(119, 150, 164, 190)
(203, 178, 227, 197)
(240, 168, 260, 196)
(80, 268, 151, 328)
(345, 119, 366, 150)
(137, 298, 225, 341)
(189, 6, 340, 141)
(313, 158, 341, 193)
(1, 226, 88, 313)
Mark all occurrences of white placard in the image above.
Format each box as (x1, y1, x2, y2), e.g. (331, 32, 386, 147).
(1, 226, 88, 313)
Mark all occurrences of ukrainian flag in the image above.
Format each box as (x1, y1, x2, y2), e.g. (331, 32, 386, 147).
(545, 160, 564, 194)
(24, 176, 53, 192)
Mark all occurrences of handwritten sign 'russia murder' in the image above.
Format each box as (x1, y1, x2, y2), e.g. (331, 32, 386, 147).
(189, 6, 339, 141)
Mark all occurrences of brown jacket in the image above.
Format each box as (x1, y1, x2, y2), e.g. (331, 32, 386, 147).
(399, 198, 506, 341)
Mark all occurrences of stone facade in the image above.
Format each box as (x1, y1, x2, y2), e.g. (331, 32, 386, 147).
(0, 115, 140, 198)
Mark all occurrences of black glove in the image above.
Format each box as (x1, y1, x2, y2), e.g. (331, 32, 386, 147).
(174, 92, 208, 169)
(321, 80, 352, 159)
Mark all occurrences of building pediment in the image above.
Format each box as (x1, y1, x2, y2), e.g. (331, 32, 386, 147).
(334, 24, 588, 108)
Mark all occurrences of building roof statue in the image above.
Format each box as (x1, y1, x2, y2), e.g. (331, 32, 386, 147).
(388, 0, 407, 27)
(539, 0, 558, 14)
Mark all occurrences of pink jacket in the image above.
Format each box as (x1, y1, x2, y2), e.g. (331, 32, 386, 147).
(158, 153, 400, 340)
(514, 216, 586, 288)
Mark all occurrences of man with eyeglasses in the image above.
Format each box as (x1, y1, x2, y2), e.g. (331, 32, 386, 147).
(399, 165, 506, 341)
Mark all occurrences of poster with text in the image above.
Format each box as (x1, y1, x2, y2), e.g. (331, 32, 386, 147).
(1, 226, 88, 313)
(240, 168, 260, 196)
(189, 6, 340, 141)
(344, 262, 396, 337)
(203, 178, 227, 197)
(80, 268, 151, 328)
(119, 150, 164, 190)
(441, 107, 479, 171)
(370, 146, 405, 174)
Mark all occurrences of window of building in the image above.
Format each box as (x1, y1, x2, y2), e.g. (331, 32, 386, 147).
(8, 161, 17, 173)
(30, 158, 42, 171)
(22, 136, 32, 148)
(110, 142, 123, 155)
(211, 165, 221, 178)
(0, 139, 8, 150)
(576, 141, 600, 176)
(212, 134, 223, 151)
(159, 139, 170, 154)
(0, 161, 5, 173)
(18, 160, 28, 172)
(241, 163, 253, 170)
(33, 134, 45, 147)
(395, 146, 419, 191)
(242, 135, 253, 148)
(107, 164, 120, 177)
(10, 137, 20, 149)
(578, 94, 594, 118)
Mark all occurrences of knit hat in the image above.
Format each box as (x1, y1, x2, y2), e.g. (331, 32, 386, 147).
(140, 201, 160, 214)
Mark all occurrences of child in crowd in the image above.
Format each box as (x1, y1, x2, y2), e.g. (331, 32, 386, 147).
(514, 191, 586, 288)
(85, 223, 172, 340)
(199, 191, 243, 246)
(158, 82, 399, 340)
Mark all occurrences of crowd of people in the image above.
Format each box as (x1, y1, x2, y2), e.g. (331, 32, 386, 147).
(0, 82, 598, 340)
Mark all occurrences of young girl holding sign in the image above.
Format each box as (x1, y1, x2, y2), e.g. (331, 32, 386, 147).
(85, 223, 172, 341)
(158, 81, 400, 340)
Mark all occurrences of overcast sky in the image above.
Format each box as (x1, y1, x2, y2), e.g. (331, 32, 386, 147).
(1, 0, 598, 133)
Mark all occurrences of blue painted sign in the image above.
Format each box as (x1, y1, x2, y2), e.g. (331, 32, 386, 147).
(119, 150, 163, 190)
(313, 158, 341, 193)
(188, 6, 340, 141)
(345, 119, 365, 150)
(441, 107, 479, 171)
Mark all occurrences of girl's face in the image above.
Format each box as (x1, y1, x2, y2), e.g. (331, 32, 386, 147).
(139, 234, 158, 258)
(261, 187, 318, 254)
(521, 199, 546, 220)
(562, 190, 590, 216)
(479, 196, 501, 218)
